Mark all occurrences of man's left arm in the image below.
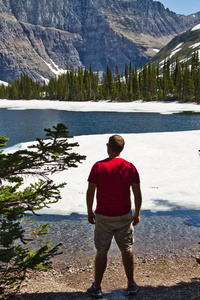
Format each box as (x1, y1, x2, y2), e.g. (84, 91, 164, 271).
(131, 183, 142, 226)
(86, 182, 97, 224)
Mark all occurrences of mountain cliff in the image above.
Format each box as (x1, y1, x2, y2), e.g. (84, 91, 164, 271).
(0, 0, 200, 82)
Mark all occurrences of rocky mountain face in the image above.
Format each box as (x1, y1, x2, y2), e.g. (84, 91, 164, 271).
(0, 0, 200, 82)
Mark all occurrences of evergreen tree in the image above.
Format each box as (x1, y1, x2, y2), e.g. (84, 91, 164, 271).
(0, 84, 8, 99)
(132, 64, 139, 100)
(0, 124, 86, 299)
(106, 66, 114, 99)
(78, 67, 84, 101)
(128, 61, 133, 100)
(156, 63, 163, 100)
(114, 65, 121, 98)
(173, 57, 183, 101)
(149, 62, 158, 100)
(191, 50, 200, 102)
(140, 63, 149, 100)
(162, 59, 170, 100)
(182, 61, 195, 102)
(125, 63, 129, 85)
(47, 77, 56, 100)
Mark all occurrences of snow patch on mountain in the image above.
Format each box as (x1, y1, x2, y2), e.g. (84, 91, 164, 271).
(41, 58, 67, 76)
(0, 80, 8, 86)
(153, 48, 160, 53)
(191, 23, 200, 31)
(189, 42, 200, 49)
(159, 43, 184, 68)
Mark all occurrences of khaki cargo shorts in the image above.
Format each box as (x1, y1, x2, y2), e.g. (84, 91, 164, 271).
(94, 211, 134, 255)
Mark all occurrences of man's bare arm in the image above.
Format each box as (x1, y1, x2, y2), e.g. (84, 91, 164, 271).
(86, 182, 97, 224)
(131, 183, 142, 226)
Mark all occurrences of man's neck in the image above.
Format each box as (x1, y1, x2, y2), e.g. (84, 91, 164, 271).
(109, 153, 121, 159)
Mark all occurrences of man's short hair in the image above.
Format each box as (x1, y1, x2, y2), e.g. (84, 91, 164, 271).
(108, 135, 125, 153)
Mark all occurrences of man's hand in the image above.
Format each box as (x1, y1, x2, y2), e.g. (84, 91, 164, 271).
(88, 211, 95, 224)
(132, 213, 140, 226)
(86, 182, 97, 224)
(131, 183, 142, 226)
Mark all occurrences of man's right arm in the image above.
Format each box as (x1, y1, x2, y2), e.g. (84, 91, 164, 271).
(131, 183, 142, 226)
(86, 182, 97, 224)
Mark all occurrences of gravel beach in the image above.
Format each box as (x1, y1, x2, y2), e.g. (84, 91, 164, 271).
(16, 210, 200, 299)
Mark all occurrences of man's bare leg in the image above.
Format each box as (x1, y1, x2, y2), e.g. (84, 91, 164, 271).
(94, 253, 107, 287)
(121, 250, 134, 284)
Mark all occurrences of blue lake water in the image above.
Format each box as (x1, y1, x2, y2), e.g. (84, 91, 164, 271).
(0, 108, 200, 147)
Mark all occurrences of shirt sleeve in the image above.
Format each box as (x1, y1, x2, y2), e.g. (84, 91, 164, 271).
(88, 163, 98, 184)
(131, 164, 140, 184)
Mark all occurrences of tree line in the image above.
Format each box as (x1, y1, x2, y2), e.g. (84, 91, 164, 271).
(0, 50, 200, 103)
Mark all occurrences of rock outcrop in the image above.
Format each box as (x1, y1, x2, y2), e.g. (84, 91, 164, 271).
(0, 0, 200, 82)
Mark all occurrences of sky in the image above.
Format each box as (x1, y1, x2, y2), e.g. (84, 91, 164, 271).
(157, 0, 200, 15)
(2, 100, 200, 215)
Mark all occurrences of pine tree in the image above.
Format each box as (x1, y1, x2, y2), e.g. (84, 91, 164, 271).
(78, 67, 84, 101)
(149, 62, 157, 100)
(0, 124, 86, 299)
(125, 63, 129, 85)
(191, 50, 200, 102)
(127, 61, 133, 100)
(114, 65, 121, 99)
(132, 64, 139, 100)
(182, 61, 195, 102)
(0, 84, 8, 99)
(140, 63, 149, 100)
(173, 57, 183, 101)
(162, 59, 170, 100)
(106, 66, 114, 99)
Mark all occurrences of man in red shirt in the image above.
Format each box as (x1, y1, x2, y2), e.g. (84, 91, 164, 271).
(86, 135, 142, 298)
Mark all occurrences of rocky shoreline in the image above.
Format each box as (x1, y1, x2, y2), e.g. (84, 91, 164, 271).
(16, 210, 200, 299)
(17, 251, 200, 299)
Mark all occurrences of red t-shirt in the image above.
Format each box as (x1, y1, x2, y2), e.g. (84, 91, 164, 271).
(88, 157, 140, 216)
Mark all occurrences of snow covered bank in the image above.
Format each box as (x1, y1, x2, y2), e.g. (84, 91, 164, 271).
(0, 99, 200, 115)
(5, 130, 200, 214)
